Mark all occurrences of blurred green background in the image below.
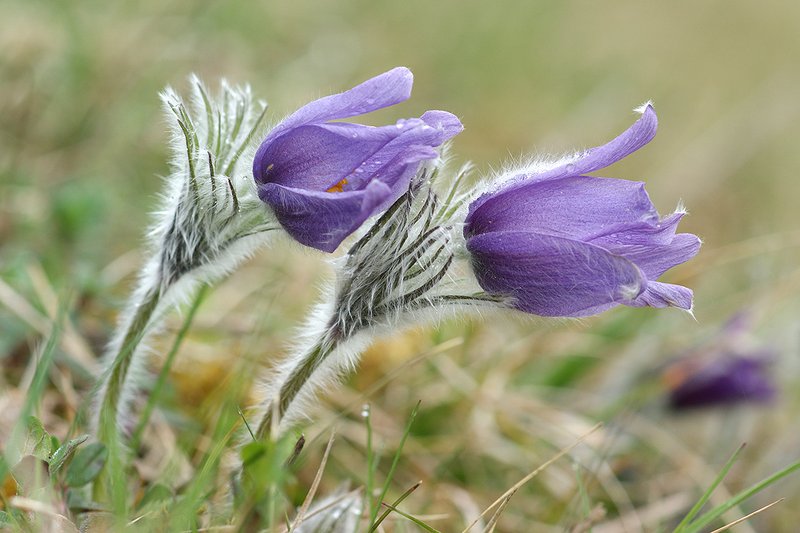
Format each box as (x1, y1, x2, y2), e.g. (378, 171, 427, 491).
(2, 0, 800, 530)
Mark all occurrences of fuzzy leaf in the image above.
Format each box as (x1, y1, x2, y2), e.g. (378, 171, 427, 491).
(49, 435, 89, 478)
(65, 443, 107, 487)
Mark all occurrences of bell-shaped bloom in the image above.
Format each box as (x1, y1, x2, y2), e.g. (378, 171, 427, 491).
(253, 67, 463, 252)
(663, 312, 776, 410)
(665, 353, 775, 410)
(464, 105, 700, 317)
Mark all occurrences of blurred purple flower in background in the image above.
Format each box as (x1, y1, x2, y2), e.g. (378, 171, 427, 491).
(254, 67, 462, 252)
(464, 105, 701, 317)
(666, 355, 775, 410)
(663, 312, 776, 410)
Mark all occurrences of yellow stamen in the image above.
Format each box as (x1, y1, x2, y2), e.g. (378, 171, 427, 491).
(326, 177, 348, 193)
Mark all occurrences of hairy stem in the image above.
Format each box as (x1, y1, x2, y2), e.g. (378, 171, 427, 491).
(93, 285, 162, 513)
(96, 286, 162, 441)
(255, 338, 335, 440)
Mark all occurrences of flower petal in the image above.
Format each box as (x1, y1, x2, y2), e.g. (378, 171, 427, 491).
(254, 111, 462, 192)
(630, 281, 693, 310)
(262, 67, 413, 146)
(465, 176, 658, 241)
(467, 231, 645, 317)
(468, 105, 658, 216)
(541, 104, 658, 181)
(259, 180, 392, 253)
(606, 233, 701, 279)
(420, 110, 464, 139)
(588, 211, 686, 248)
(344, 114, 461, 191)
(254, 123, 386, 190)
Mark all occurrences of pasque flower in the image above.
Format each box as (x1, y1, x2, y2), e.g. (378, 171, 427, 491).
(253, 67, 463, 252)
(666, 354, 775, 410)
(663, 312, 776, 410)
(464, 105, 700, 317)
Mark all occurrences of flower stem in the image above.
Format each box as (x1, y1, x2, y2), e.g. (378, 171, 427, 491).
(96, 286, 162, 442)
(93, 285, 161, 514)
(255, 338, 333, 440)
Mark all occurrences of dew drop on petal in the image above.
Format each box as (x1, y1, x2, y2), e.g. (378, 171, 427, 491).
(565, 163, 576, 173)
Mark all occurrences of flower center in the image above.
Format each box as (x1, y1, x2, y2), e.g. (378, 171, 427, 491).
(326, 177, 349, 193)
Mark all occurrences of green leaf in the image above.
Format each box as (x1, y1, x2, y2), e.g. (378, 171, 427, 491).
(48, 435, 89, 478)
(23, 416, 53, 462)
(65, 442, 108, 487)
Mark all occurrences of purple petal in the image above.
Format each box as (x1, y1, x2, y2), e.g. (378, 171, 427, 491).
(542, 104, 657, 181)
(468, 105, 658, 217)
(465, 176, 658, 241)
(343, 115, 459, 191)
(260, 145, 436, 252)
(668, 355, 776, 410)
(254, 123, 387, 190)
(630, 281, 693, 310)
(588, 211, 686, 248)
(262, 67, 413, 146)
(606, 233, 702, 279)
(467, 231, 645, 317)
(255, 113, 461, 192)
(420, 110, 464, 139)
(260, 180, 392, 253)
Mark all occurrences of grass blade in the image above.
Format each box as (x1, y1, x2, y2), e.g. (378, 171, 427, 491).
(291, 431, 336, 529)
(681, 459, 800, 533)
(379, 502, 441, 533)
(368, 401, 421, 527)
(462, 422, 602, 533)
(131, 284, 208, 448)
(369, 480, 422, 532)
(708, 498, 784, 533)
(673, 443, 747, 533)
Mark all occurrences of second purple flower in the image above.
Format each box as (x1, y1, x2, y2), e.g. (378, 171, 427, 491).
(464, 105, 701, 317)
(253, 67, 462, 253)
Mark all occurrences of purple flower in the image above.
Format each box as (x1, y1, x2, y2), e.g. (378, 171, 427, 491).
(464, 105, 701, 317)
(664, 312, 777, 410)
(253, 67, 463, 252)
(665, 353, 775, 410)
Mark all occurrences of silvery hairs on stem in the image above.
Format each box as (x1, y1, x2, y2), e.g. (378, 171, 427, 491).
(94, 76, 278, 438)
(250, 160, 504, 439)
